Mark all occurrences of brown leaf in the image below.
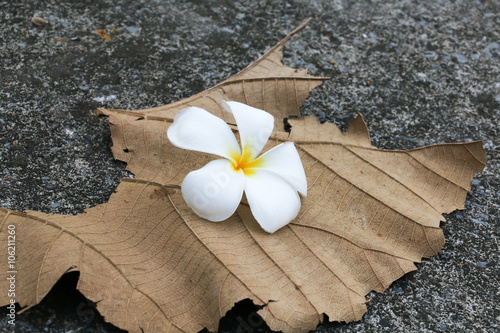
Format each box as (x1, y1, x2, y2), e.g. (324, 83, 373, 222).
(0, 20, 486, 333)
(98, 19, 329, 132)
(95, 29, 111, 41)
(31, 17, 49, 27)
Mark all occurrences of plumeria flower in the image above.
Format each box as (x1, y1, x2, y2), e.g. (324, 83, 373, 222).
(167, 101, 307, 233)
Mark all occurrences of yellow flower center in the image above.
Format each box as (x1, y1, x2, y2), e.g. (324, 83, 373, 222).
(229, 146, 263, 176)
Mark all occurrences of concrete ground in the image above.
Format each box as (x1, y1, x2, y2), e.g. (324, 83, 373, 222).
(0, 0, 498, 332)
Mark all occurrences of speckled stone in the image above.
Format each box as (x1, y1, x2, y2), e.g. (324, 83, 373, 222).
(0, 0, 498, 332)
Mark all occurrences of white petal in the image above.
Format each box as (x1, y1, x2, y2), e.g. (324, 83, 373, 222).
(182, 159, 245, 221)
(244, 169, 301, 233)
(221, 101, 274, 160)
(255, 142, 308, 196)
(167, 107, 241, 160)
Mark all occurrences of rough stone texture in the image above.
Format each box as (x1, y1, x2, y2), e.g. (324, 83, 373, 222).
(0, 0, 498, 332)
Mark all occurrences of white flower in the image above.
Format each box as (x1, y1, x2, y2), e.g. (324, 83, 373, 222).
(167, 101, 307, 233)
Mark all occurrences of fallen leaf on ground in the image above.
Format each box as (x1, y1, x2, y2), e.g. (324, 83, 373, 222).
(95, 29, 111, 41)
(0, 19, 486, 333)
(31, 17, 49, 27)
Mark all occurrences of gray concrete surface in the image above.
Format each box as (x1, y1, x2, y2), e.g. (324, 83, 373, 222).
(0, 0, 498, 332)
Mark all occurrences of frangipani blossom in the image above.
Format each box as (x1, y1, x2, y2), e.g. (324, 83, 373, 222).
(167, 101, 307, 233)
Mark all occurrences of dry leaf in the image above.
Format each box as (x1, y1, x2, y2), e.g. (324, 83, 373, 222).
(98, 20, 328, 133)
(0, 20, 486, 333)
(95, 29, 111, 41)
(31, 17, 49, 27)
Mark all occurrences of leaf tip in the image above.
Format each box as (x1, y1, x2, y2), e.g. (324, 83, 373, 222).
(345, 112, 373, 148)
(95, 108, 108, 117)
